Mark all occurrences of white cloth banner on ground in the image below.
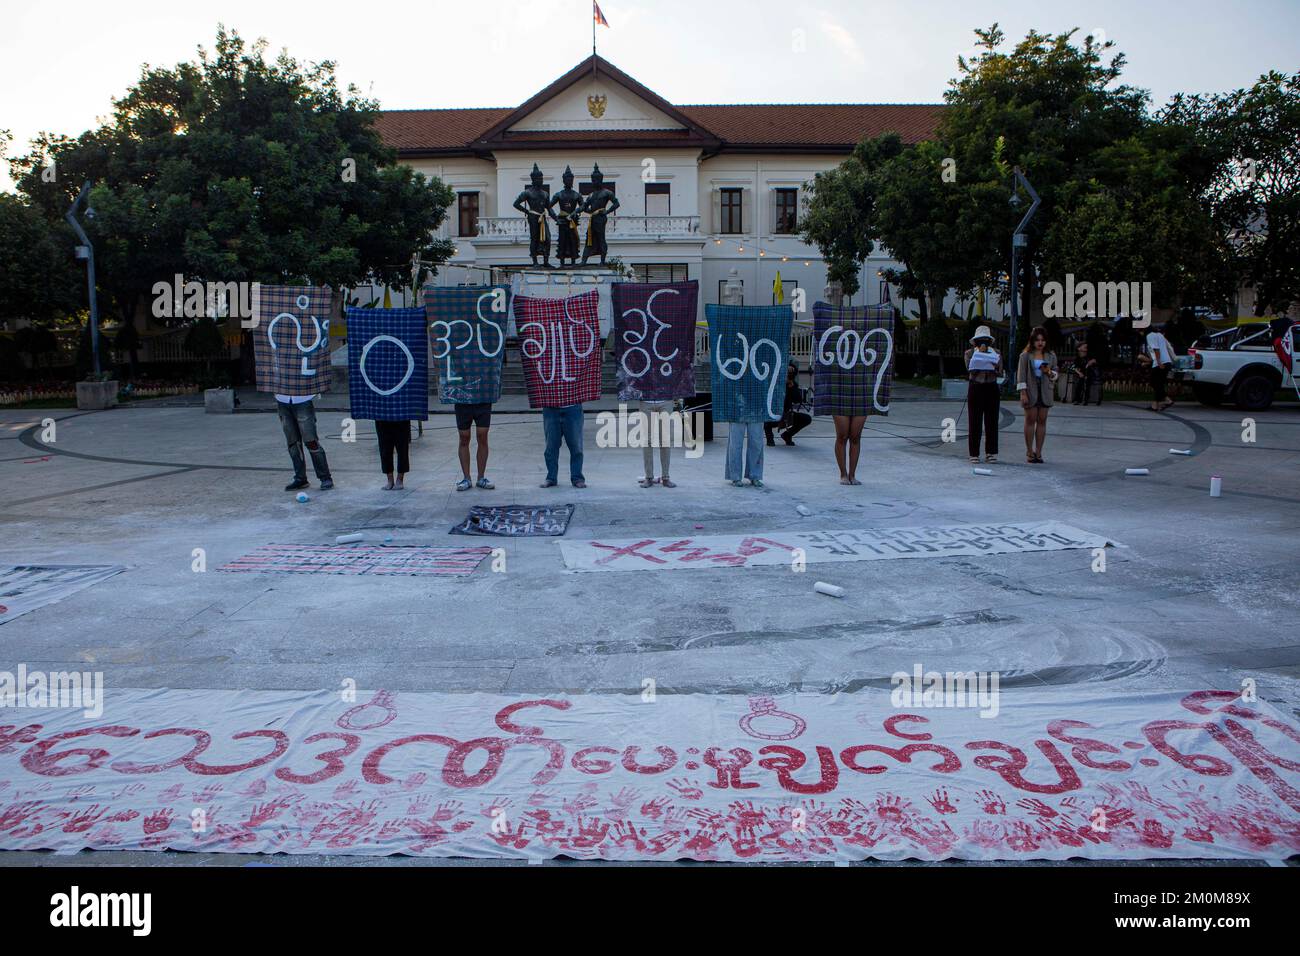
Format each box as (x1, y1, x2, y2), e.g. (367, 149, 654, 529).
(1, 687, 1296, 862)
(559, 521, 1116, 573)
(0, 565, 128, 626)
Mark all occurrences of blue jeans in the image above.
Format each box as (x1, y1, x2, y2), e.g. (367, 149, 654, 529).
(277, 400, 331, 482)
(725, 421, 765, 481)
(543, 404, 585, 483)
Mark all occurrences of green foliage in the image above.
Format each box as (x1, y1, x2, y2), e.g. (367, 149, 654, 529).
(0, 194, 83, 326)
(10, 26, 454, 327)
(800, 133, 905, 297)
(1167, 70, 1300, 315)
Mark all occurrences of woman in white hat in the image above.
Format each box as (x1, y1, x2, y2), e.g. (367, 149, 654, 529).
(964, 326, 1004, 463)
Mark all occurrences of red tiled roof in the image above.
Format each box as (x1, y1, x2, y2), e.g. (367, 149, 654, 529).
(374, 107, 511, 153)
(678, 103, 944, 148)
(376, 102, 944, 155)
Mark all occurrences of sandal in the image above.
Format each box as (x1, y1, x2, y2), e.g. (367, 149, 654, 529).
(970, 456, 980, 463)
(475, 477, 494, 490)
(840, 476, 854, 485)
(456, 478, 472, 491)
(639, 477, 654, 488)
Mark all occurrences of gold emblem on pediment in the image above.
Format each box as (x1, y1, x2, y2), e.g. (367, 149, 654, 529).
(587, 94, 607, 118)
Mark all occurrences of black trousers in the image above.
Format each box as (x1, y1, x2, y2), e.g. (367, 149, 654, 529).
(765, 411, 812, 441)
(375, 420, 411, 474)
(1150, 366, 1169, 403)
(967, 381, 1000, 456)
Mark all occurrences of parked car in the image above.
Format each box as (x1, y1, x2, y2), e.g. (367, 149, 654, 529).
(1184, 323, 1297, 410)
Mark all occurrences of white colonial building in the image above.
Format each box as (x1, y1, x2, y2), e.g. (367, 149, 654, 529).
(375, 55, 946, 316)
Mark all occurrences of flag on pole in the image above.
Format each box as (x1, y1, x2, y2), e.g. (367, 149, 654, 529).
(773, 271, 784, 305)
(593, 1, 609, 27)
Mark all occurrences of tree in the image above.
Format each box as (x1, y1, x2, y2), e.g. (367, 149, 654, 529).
(0, 193, 83, 329)
(9, 27, 454, 332)
(939, 25, 1149, 321)
(1168, 71, 1300, 316)
(800, 133, 905, 297)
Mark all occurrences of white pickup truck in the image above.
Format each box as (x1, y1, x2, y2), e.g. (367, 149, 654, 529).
(1184, 322, 1298, 411)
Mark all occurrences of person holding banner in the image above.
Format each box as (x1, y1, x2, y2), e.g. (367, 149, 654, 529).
(964, 326, 1004, 464)
(277, 394, 334, 491)
(456, 404, 494, 491)
(375, 419, 411, 490)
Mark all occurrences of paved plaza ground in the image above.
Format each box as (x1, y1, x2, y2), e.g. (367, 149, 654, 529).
(1, 389, 1298, 865)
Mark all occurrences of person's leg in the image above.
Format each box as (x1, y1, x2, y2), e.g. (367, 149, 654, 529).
(296, 402, 332, 483)
(458, 429, 472, 480)
(563, 404, 585, 484)
(638, 402, 656, 485)
(764, 420, 778, 446)
(376, 421, 396, 483)
(983, 388, 999, 457)
(833, 416, 850, 479)
(475, 426, 490, 480)
(278, 402, 308, 483)
(967, 384, 984, 459)
(651, 401, 672, 481)
(1036, 407, 1049, 459)
(542, 408, 561, 484)
(394, 421, 411, 486)
(785, 412, 811, 441)
(1023, 404, 1037, 457)
(848, 415, 866, 480)
(746, 421, 765, 482)
(725, 423, 745, 482)
(1150, 367, 1167, 410)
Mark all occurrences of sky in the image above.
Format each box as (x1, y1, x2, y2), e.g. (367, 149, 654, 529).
(3, 0, 1298, 191)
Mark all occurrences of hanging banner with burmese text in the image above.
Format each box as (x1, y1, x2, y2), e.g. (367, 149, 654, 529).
(706, 304, 793, 422)
(612, 281, 697, 401)
(514, 291, 603, 408)
(423, 285, 510, 405)
(813, 302, 895, 416)
(345, 308, 429, 421)
(253, 285, 334, 396)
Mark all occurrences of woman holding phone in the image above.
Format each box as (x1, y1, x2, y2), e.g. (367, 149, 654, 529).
(963, 325, 1004, 464)
(1016, 326, 1058, 464)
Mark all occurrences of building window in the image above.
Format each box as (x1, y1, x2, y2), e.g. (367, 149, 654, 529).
(458, 192, 479, 237)
(773, 188, 798, 234)
(645, 182, 670, 217)
(718, 279, 744, 304)
(632, 263, 688, 283)
(720, 188, 743, 234)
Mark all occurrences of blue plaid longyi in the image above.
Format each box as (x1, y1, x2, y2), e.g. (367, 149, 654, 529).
(346, 308, 429, 421)
(706, 304, 794, 422)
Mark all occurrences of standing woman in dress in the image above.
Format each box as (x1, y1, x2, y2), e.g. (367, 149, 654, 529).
(1017, 326, 1059, 464)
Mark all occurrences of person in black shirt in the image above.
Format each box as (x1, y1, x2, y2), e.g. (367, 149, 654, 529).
(765, 362, 812, 447)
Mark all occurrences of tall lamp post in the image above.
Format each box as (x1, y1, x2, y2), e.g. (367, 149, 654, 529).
(1007, 165, 1040, 388)
(65, 181, 102, 377)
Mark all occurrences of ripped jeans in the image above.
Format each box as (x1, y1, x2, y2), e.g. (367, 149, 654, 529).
(277, 400, 332, 482)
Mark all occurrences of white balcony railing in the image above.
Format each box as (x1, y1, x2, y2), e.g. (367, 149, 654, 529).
(473, 215, 701, 243)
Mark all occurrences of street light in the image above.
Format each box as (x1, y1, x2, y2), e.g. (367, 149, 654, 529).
(1008, 166, 1040, 387)
(65, 181, 102, 377)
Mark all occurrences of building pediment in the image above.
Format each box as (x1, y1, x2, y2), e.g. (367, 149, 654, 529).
(475, 55, 720, 150)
